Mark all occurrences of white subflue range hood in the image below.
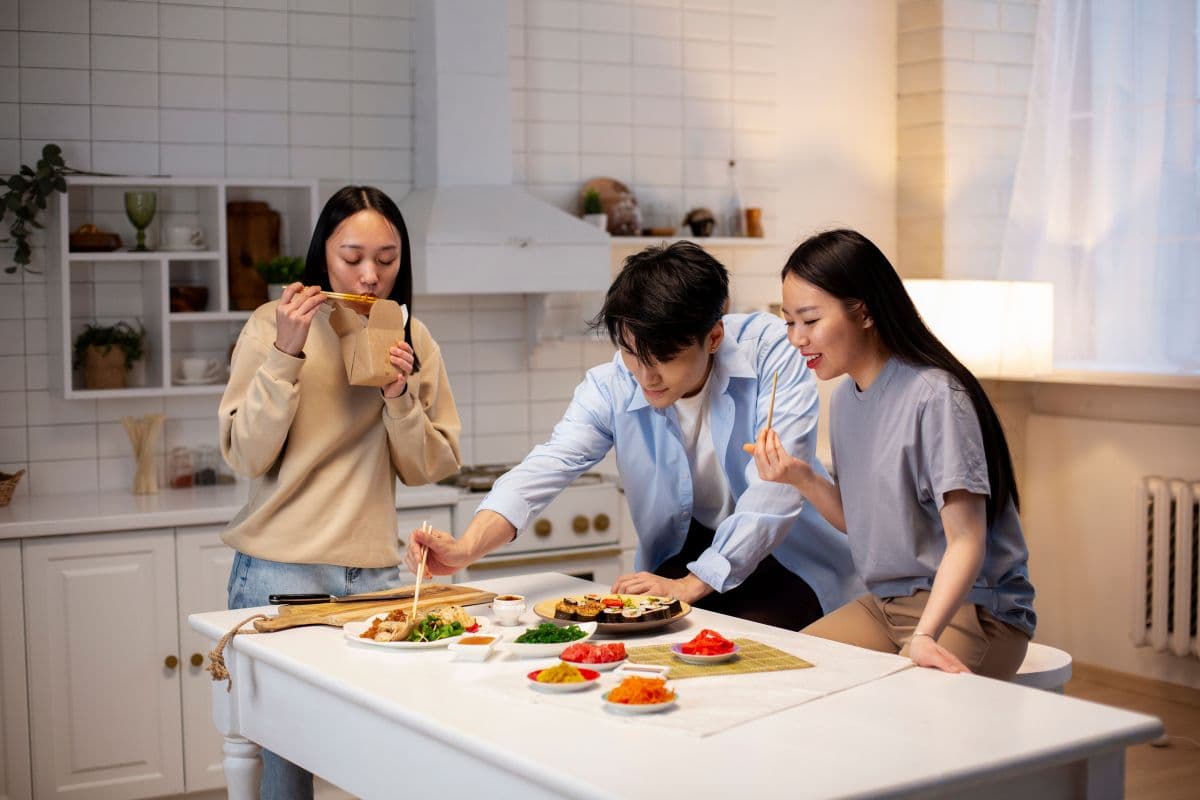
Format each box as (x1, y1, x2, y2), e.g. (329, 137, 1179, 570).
(401, 0, 611, 295)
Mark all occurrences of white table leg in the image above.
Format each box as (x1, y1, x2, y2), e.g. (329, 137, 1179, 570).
(222, 736, 262, 800)
(1085, 750, 1125, 799)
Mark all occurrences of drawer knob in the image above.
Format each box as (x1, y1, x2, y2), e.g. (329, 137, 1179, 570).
(572, 515, 589, 534)
(534, 519, 552, 537)
(190, 653, 204, 667)
(593, 513, 611, 532)
(164, 655, 179, 670)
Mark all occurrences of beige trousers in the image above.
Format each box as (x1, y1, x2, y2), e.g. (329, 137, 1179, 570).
(802, 591, 1031, 681)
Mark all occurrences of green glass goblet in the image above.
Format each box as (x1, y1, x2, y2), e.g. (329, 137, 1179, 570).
(124, 191, 157, 251)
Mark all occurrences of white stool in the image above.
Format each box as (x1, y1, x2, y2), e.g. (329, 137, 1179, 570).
(1013, 642, 1073, 693)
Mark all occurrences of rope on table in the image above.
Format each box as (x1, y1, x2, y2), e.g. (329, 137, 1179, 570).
(206, 613, 268, 691)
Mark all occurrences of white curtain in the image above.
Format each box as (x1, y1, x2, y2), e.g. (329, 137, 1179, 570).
(999, 0, 1200, 374)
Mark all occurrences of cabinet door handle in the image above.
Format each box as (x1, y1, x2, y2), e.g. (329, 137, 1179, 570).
(190, 653, 204, 667)
(593, 513, 611, 531)
(164, 655, 179, 670)
(572, 515, 589, 534)
(533, 519, 552, 537)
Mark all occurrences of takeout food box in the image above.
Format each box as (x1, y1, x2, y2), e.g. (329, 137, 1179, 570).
(328, 298, 409, 387)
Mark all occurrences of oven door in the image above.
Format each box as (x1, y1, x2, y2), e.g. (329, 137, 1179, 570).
(456, 546, 623, 586)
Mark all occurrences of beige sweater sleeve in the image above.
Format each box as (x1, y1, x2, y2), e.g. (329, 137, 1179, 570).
(219, 311, 305, 479)
(381, 319, 462, 485)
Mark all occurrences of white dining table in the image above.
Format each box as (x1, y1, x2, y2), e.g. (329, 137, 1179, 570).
(189, 572, 1163, 799)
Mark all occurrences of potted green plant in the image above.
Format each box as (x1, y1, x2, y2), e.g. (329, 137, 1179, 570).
(582, 188, 607, 231)
(1, 144, 75, 274)
(72, 321, 146, 390)
(255, 256, 305, 299)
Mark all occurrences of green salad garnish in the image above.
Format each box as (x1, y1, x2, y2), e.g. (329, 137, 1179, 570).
(514, 622, 587, 644)
(407, 614, 465, 643)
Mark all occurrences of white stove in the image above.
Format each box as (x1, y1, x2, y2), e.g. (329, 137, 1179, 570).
(443, 466, 631, 584)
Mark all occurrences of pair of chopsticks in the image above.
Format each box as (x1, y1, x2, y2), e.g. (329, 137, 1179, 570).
(409, 520, 432, 620)
(741, 371, 779, 454)
(324, 290, 378, 304)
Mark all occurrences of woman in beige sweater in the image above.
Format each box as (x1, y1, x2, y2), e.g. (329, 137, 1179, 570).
(218, 185, 461, 800)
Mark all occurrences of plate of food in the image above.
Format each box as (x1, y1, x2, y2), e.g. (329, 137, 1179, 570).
(601, 675, 678, 715)
(526, 663, 601, 693)
(343, 605, 483, 649)
(495, 621, 596, 658)
(534, 594, 690, 634)
(670, 629, 739, 664)
(559, 641, 628, 671)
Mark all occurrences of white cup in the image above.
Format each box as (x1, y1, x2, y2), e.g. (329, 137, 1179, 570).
(491, 594, 526, 626)
(181, 357, 220, 381)
(166, 225, 205, 250)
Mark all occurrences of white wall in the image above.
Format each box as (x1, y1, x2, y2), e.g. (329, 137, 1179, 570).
(0, 0, 898, 495)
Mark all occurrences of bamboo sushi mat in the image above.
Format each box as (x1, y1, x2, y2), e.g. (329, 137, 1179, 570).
(624, 638, 813, 680)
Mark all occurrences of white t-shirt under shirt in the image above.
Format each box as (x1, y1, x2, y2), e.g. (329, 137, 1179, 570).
(673, 374, 735, 530)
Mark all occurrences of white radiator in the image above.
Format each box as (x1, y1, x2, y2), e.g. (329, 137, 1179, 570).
(1132, 477, 1200, 658)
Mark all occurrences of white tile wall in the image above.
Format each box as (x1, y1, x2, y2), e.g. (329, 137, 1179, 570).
(1, 0, 802, 495)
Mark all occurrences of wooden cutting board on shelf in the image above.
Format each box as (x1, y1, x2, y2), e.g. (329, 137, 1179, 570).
(252, 583, 496, 633)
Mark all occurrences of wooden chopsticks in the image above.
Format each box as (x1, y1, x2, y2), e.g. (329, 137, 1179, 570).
(742, 371, 779, 454)
(410, 520, 431, 620)
(324, 291, 378, 304)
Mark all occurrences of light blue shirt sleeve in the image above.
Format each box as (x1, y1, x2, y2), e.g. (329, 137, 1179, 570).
(476, 365, 616, 531)
(688, 319, 822, 593)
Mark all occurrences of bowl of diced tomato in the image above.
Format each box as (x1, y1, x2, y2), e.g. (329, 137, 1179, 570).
(670, 629, 738, 664)
(560, 641, 627, 671)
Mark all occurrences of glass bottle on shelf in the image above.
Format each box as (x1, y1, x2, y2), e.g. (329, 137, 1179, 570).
(193, 445, 219, 486)
(169, 447, 193, 489)
(725, 159, 745, 237)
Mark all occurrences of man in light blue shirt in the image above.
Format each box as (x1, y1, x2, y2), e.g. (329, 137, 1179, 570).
(407, 243, 860, 629)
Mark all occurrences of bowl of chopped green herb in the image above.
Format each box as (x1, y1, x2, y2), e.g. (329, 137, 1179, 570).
(497, 621, 596, 658)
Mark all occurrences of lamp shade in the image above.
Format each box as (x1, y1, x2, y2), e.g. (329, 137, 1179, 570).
(902, 280, 1054, 378)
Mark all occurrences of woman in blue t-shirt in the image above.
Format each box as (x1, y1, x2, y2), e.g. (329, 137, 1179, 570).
(750, 228, 1035, 679)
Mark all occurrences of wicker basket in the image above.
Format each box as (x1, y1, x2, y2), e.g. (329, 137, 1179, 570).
(0, 469, 24, 507)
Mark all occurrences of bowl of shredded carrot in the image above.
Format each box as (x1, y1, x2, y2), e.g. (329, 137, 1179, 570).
(602, 676, 678, 714)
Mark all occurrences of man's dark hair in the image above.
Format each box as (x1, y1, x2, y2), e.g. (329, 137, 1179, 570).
(591, 241, 729, 364)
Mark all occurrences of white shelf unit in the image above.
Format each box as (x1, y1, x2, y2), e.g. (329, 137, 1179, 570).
(48, 177, 318, 399)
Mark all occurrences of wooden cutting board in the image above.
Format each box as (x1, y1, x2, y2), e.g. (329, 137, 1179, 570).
(253, 583, 497, 633)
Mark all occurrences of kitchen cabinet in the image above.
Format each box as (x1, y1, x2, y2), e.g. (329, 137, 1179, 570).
(23, 530, 186, 799)
(0, 541, 31, 800)
(47, 178, 318, 399)
(175, 526, 236, 793)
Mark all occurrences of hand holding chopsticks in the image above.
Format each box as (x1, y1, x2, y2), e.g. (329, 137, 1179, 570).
(742, 371, 779, 454)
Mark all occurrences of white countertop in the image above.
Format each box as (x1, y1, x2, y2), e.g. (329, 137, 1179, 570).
(0, 482, 462, 540)
(191, 572, 1163, 800)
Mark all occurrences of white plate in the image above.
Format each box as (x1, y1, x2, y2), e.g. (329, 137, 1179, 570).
(174, 375, 224, 386)
(495, 621, 596, 658)
(601, 690, 678, 715)
(669, 642, 740, 665)
(343, 614, 484, 650)
(526, 667, 601, 693)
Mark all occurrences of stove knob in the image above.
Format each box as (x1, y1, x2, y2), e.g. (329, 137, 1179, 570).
(593, 513, 610, 532)
(572, 515, 589, 534)
(534, 519, 552, 537)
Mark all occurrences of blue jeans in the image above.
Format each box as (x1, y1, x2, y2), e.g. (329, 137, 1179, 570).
(226, 552, 401, 800)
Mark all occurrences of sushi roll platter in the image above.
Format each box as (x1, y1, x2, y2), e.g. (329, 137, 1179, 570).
(533, 593, 691, 634)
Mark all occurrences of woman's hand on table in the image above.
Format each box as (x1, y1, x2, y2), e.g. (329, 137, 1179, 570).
(611, 572, 712, 604)
(907, 633, 972, 674)
(751, 428, 815, 491)
(382, 339, 414, 398)
(274, 283, 325, 356)
(405, 526, 472, 577)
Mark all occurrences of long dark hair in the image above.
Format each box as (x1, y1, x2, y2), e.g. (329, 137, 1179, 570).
(303, 185, 419, 372)
(783, 229, 1018, 522)
(591, 241, 729, 364)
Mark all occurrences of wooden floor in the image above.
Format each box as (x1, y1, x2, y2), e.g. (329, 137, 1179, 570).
(1065, 668, 1200, 800)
